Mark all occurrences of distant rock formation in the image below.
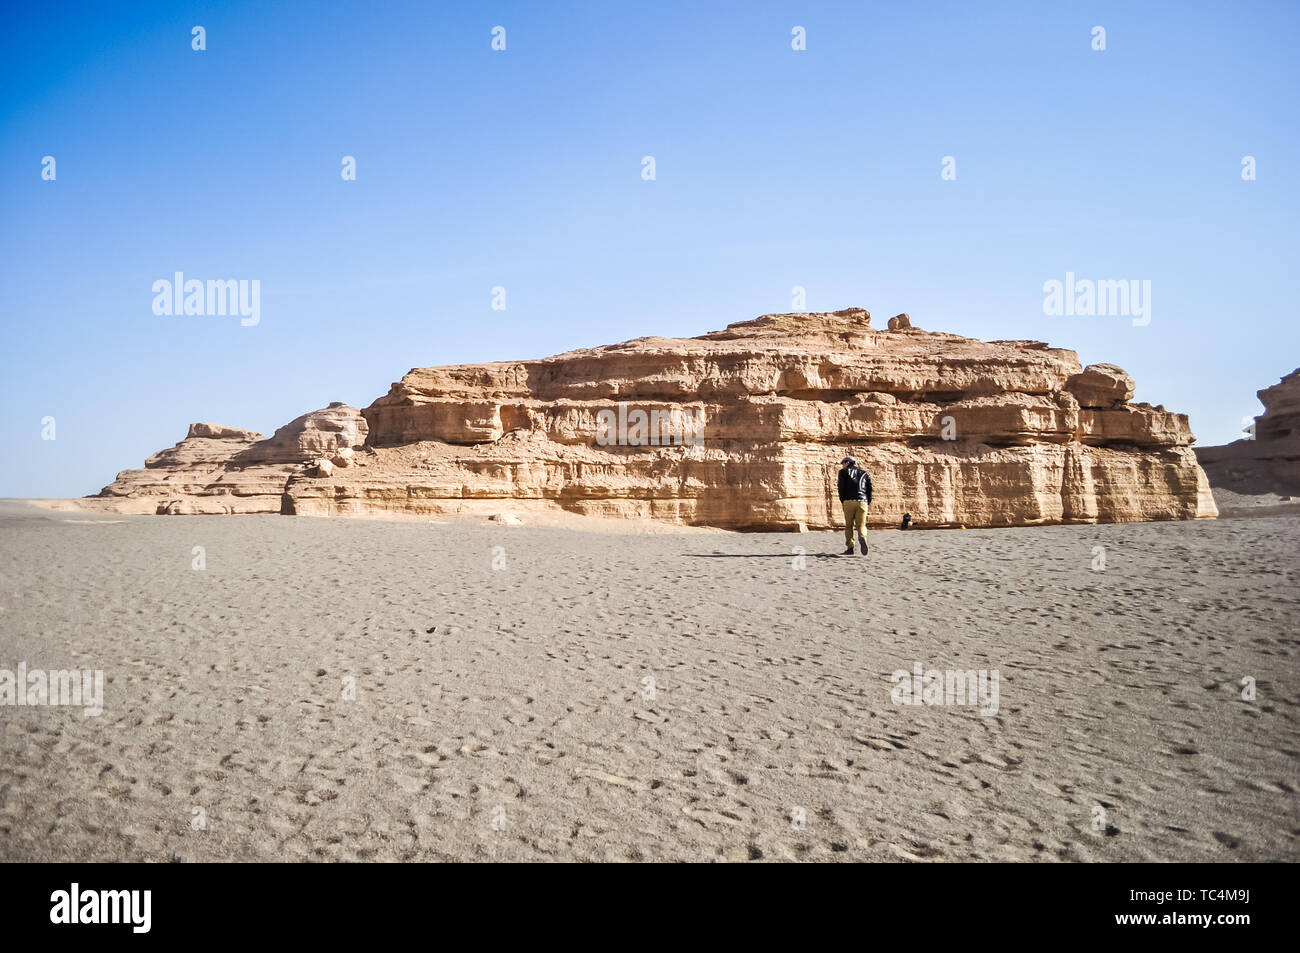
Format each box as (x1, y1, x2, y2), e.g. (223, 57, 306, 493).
(87, 310, 1216, 528)
(93, 405, 367, 514)
(1196, 368, 1300, 502)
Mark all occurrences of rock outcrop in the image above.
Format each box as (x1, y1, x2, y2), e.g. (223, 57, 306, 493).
(92, 404, 368, 514)
(1196, 368, 1300, 500)
(232, 402, 368, 465)
(88, 310, 1217, 528)
(290, 309, 1213, 527)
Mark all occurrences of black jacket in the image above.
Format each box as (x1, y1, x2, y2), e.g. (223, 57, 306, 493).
(838, 466, 873, 503)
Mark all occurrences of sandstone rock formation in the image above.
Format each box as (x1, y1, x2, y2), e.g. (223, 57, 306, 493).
(295, 309, 1213, 527)
(88, 311, 1216, 528)
(232, 402, 368, 466)
(93, 404, 368, 514)
(1196, 368, 1300, 499)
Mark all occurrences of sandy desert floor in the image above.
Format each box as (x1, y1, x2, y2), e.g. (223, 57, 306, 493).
(0, 499, 1296, 862)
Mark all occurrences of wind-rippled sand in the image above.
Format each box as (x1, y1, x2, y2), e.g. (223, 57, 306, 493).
(1, 500, 1296, 862)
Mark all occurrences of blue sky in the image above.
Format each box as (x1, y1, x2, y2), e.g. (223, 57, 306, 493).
(2, 0, 1297, 497)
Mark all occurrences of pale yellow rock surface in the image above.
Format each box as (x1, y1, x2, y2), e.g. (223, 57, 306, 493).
(234, 402, 368, 465)
(294, 310, 1215, 528)
(91, 404, 368, 514)
(87, 310, 1216, 528)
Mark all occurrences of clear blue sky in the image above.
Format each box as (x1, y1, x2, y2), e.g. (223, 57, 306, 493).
(3, 0, 1297, 497)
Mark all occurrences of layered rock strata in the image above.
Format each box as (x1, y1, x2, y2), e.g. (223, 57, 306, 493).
(92, 405, 367, 514)
(294, 309, 1214, 527)
(1196, 368, 1300, 498)
(90, 310, 1216, 528)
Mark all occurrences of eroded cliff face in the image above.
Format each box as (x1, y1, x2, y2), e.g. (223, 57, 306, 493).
(278, 309, 1215, 528)
(89, 310, 1215, 527)
(1196, 368, 1300, 498)
(93, 404, 368, 514)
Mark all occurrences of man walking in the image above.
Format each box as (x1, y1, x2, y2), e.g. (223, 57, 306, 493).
(837, 455, 873, 555)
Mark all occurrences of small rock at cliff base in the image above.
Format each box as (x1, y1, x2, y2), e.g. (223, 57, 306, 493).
(887, 313, 913, 330)
(314, 459, 334, 477)
(331, 447, 355, 468)
(489, 513, 523, 524)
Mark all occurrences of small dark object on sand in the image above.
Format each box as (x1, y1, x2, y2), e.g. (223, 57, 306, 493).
(900, 513, 912, 530)
(426, 626, 437, 634)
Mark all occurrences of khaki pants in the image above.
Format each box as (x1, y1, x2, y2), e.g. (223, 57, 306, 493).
(842, 500, 868, 547)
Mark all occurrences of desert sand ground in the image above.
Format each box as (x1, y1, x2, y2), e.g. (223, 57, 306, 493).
(0, 499, 1296, 862)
